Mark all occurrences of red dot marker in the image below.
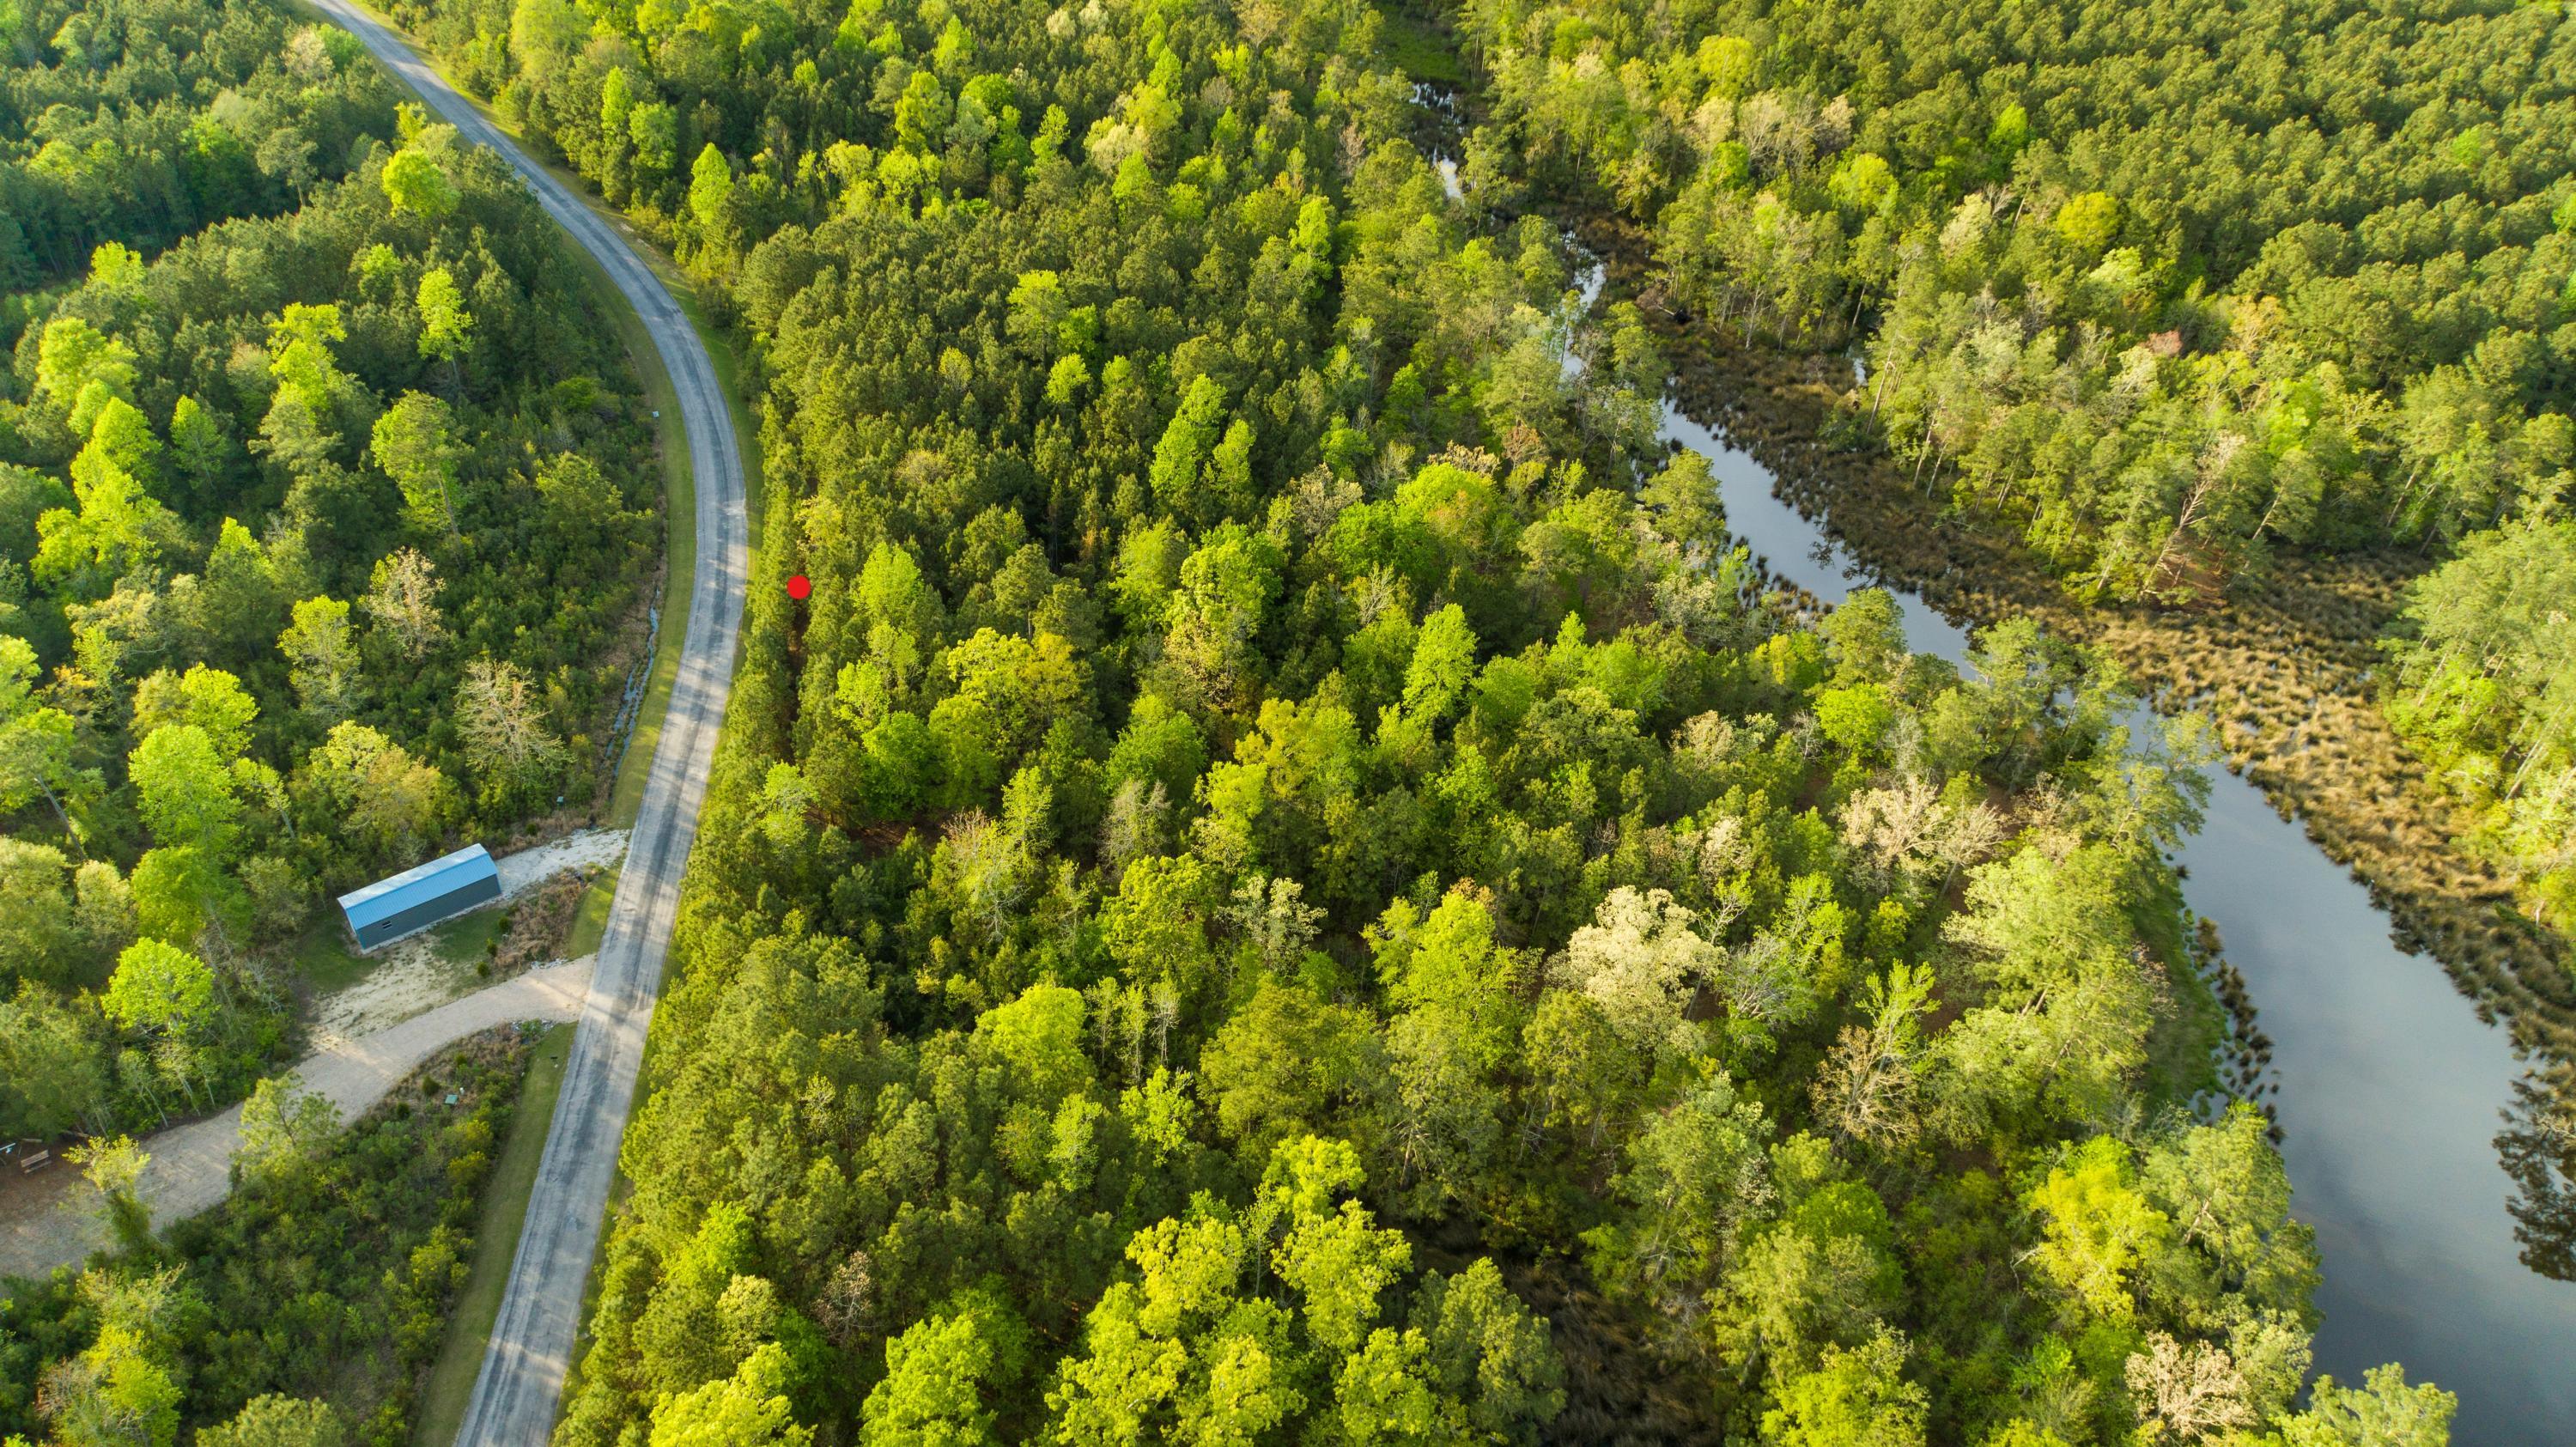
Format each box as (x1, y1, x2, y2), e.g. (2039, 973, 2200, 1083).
(787, 574, 811, 600)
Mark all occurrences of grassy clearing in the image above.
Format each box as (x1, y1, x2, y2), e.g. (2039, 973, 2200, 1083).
(410, 1022, 574, 1447)
(295, 927, 373, 994)
(563, 867, 619, 959)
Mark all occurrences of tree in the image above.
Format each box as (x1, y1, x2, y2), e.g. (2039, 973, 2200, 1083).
(361, 547, 447, 657)
(2281, 1365, 2456, 1447)
(0, 983, 109, 1139)
(629, 103, 680, 175)
(0, 841, 100, 988)
(197, 519, 290, 658)
(1565, 1067, 1770, 1335)
(380, 146, 459, 216)
(371, 392, 463, 534)
(2025, 1136, 2172, 1322)
(128, 725, 242, 853)
(130, 666, 258, 757)
(1562, 886, 1718, 1054)
(195, 1396, 348, 1447)
(266, 303, 353, 422)
(0, 636, 92, 836)
(689, 144, 734, 235)
(128, 846, 239, 948)
(1200, 979, 1380, 1162)
(64, 1134, 155, 1255)
(416, 268, 474, 385)
(2123, 1333, 2256, 1443)
(649, 1343, 814, 1447)
(1409, 1259, 1565, 1444)
(301, 722, 452, 865)
(1759, 1330, 1927, 1447)
(859, 1286, 1029, 1447)
(280, 596, 363, 723)
(1936, 844, 2155, 1128)
(100, 939, 216, 1038)
(167, 395, 235, 508)
(34, 414, 181, 593)
(1147, 374, 1227, 520)
(1101, 854, 1220, 996)
(234, 1073, 342, 1183)
(455, 658, 565, 799)
(34, 318, 137, 435)
(1043, 1140, 1563, 1444)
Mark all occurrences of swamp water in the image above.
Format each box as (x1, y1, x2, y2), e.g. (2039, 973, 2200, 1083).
(1662, 401, 2576, 1443)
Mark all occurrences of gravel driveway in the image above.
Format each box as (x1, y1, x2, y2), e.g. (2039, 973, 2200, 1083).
(0, 959, 592, 1283)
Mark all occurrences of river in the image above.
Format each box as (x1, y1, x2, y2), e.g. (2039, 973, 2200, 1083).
(1414, 78, 2575, 1433)
(1660, 404, 2576, 1442)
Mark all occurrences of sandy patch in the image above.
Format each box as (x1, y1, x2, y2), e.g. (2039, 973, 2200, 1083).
(496, 829, 629, 897)
(308, 930, 489, 1050)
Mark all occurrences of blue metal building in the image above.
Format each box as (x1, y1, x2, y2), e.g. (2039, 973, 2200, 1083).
(337, 843, 503, 951)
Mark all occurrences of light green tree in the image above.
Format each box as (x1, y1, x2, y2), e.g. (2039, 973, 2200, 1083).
(416, 269, 474, 387)
(648, 1343, 814, 1447)
(129, 666, 258, 757)
(234, 1073, 342, 1183)
(370, 392, 462, 533)
(301, 722, 452, 865)
(858, 1284, 1030, 1447)
(128, 725, 242, 853)
(195, 1395, 348, 1447)
(280, 596, 362, 723)
(0, 636, 93, 836)
(2281, 1365, 2456, 1446)
(380, 146, 459, 216)
(101, 939, 216, 1038)
(689, 143, 734, 234)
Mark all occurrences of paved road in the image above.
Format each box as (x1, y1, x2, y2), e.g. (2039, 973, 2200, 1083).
(0, 960, 593, 1281)
(301, 7, 752, 1440)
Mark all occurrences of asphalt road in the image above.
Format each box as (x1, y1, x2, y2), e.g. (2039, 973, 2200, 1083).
(300, 5, 750, 1440)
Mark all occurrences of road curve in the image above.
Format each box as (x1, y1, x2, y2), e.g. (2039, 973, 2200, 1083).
(0, 958, 593, 1282)
(301, 5, 750, 1440)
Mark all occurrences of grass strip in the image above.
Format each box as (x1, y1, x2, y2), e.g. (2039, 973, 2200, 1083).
(410, 1022, 574, 1447)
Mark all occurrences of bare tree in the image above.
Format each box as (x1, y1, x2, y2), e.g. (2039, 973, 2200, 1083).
(2126, 1333, 2257, 1443)
(455, 659, 565, 793)
(362, 547, 447, 659)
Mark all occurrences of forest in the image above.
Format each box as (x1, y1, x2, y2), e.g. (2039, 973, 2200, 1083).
(337, 0, 2458, 1440)
(0, 0, 662, 1149)
(1450, 0, 2576, 958)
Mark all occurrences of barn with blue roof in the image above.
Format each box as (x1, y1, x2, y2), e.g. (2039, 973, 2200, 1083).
(337, 843, 503, 951)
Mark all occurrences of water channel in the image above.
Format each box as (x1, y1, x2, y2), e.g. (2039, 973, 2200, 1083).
(1415, 81, 2574, 1434)
(1662, 387, 2576, 1444)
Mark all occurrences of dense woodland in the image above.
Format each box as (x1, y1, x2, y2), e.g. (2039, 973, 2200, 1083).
(1448, 0, 2576, 947)
(0, 0, 660, 1146)
(364, 0, 2464, 1441)
(1, 1029, 541, 1447)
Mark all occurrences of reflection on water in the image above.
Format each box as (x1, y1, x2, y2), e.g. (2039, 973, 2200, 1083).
(1656, 375, 2576, 1445)
(2501, 1068, 2576, 1284)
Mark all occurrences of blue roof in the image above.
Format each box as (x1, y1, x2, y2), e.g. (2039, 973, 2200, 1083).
(337, 844, 500, 930)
